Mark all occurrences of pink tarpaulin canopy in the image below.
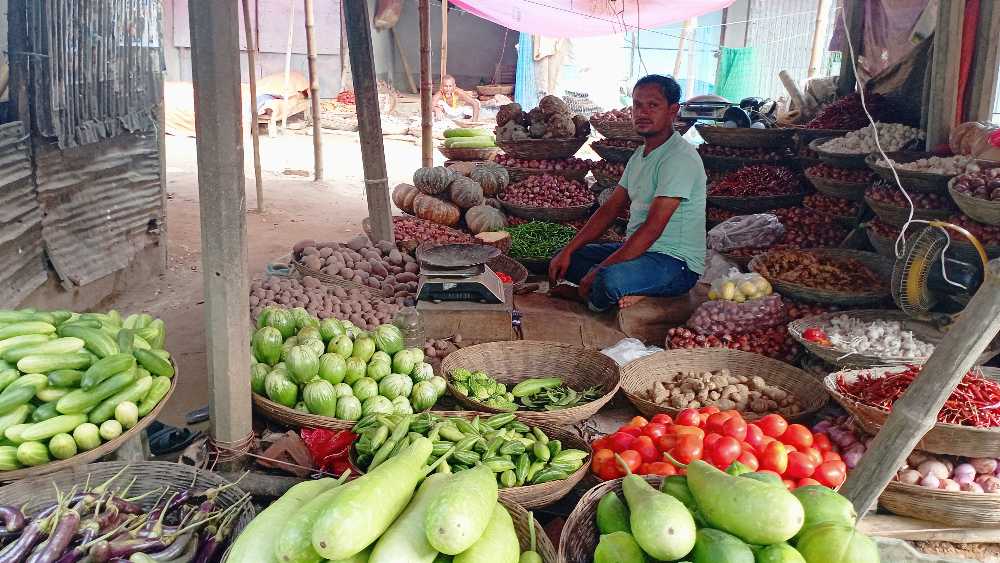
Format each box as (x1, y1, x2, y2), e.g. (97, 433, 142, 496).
(449, 0, 735, 37)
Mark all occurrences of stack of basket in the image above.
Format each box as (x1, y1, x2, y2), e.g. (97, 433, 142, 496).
(589, 113, 642, 192)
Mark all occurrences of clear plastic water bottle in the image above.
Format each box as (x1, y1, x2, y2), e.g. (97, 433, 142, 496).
(393, 300, 424, 348)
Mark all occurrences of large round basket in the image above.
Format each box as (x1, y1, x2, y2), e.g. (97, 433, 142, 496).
(879, 481, 1000, 528)
(488, 253, 529, 287)
(808, 137, 870, 169)
(700, 154, 795, 172)
(695, 124, 796, 149)
(589, 118, 640, 140)
(557, 475, 660, 563)
(794, 127, 852, 150)
(825, 366, 1000, 458)
(440, 340, 621, 426)
(749, 248, 893, 306)
(804, 169, 870, 202)
(498, 137, 587, 160)
(707, 192, 806, 213)
(620, 348, 826, 423)
(0, 364, 177, 482)
(864, 152, 957, 194)
(476, 84, 514, 96)
(516, 256, 552, 275)
(948, 178, 1000, 226)
(438, 146, 499, 162)
(500, 197, 593, 222)
(864, 195, 953, 228)
(0, 461, 255, 538)
(590, 142, 636, 163)
(252, 392, 355, 431)
(865, 224, 898, 258)
(504, 166, 589, 184)
(292, 256, 381, 297)
(504, 497, 559, 561)
(591, 169, 621, 189)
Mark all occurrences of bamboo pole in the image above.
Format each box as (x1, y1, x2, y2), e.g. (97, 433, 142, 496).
(280, 0, 295, 132)
(304, 0, 323, 180)
(392, 29, 418, 94)
(836, 0, 862, 96)
(241, 0, 264, 211)
(440, 0, 449, 79)
(419, 0, 433, 167)
(807, 0, 833, 78)
(673, 18, 695, 77)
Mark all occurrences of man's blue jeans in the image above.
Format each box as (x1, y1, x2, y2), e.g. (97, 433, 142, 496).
(564, 243, 700, 312)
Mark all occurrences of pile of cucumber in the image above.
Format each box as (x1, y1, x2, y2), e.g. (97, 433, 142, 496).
(352, 411, 589, 489)
(442, 128, 496, 150)
(0, 309, 174, 470)
(229, 436, 540, 563)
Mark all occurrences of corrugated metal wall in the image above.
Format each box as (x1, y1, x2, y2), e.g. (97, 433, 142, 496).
(744, 0, 836, 99)
(0, 122, 48, 304)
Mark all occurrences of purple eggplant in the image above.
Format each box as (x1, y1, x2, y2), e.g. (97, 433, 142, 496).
(27, 508, 81, 563)
(0, 506, 25, 534)
(0, 515, 49, 563)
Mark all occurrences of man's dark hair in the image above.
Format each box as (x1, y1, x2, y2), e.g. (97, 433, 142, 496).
(633, 74, 681, 105)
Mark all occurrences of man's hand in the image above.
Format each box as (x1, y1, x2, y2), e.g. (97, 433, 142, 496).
(548, 249, 572, 283)
(578, 268, 598, 301)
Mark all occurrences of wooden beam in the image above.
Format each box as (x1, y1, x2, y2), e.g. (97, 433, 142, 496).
(281, 0, 296, 132)
(839, 275, 1000, 516)
(808, 0, 833, 78)
(343, 0, 394, 243)
(836, 0, 863, 96)
(304, 0, 323, 181)
(440, 0, 449, 80)
(242, 0, 265, 211)
(419, 0, 433, 167)
(965, 0, 1000, 121)
(187, 0, 253, 447)
(673, 19, 695, 77)
(392, 29, 418, 95)
(925, 0, 966, 148)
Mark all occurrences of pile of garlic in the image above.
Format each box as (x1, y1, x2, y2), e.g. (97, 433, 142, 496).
(820, 122, 925, 154)
(825, 314, 935, 358)
(876, 154, 981, 176)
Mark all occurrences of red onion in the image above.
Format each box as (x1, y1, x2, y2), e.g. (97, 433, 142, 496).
(919, 473, 941, 489)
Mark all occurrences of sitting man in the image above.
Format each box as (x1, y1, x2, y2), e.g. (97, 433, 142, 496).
(549, 74, 706, 311)
(432, 74, 481, 121)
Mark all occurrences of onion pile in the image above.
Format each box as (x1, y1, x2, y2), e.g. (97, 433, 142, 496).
(502, 175, 595, 208)
(948, 214, 1000, 245)
(772, 207, 849, 248)
(867, 181, 955, 210)
(952, 168, 1000, 201)
(250, 276, 404, 330)
(698, 145, 792, 160)
(593, 138, 642, 150)
(878, 155, 981, 175)
(495, 154, 593, 171)
(393, 216, 474, 245)
(709, 166, 803, 198)
(592, 160, 625, 177)
(687, 294, 786, 336)
(666, 325, 799, 363)
(803, 193, 861, 217)
(591, 107, 632, 123)
(819, 123, 924, 154)
(896, 452, 1000, 493)
(805, 163, 876, 183)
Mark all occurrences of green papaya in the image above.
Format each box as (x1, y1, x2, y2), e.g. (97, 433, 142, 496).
(594, 531, 646, 563)
(595, 491, 630, 535)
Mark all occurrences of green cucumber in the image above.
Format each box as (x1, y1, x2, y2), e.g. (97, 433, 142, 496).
(0, 405, 32, 435)
(0, 334, 52, 356)
(4, 423, 31, 444)
(16, 441, 49, 466)
(6, 373, 49, 394)
(132, 334, 152, 350)
(0, 311, 40, 323)
(48, 369, 83, 388)
(57, 368, 137, 414)
(369, 473, 449, 563)
(122, 314, 141, 330)
(2, 337, 85, 363)
(19, 414, 88, 442)
(425, 465, 499, 555)
(0, 446, 20, 470)
(81, 353, 136, 390)
(149, 349, 170, 362)
(137, 376, 171, 417)
(136, 319, 165, 349)
(57, 325, 119, 358)
(89, 375, 153, 424)
(0, 322, 56, 340)
(453, 503, 519, 563)
(133, 349, 173, 378)
(0, 370, 18, 393)
(36, 387, 71, 403)
(444, 128, 490, 138)
(116, 329, 135, 354)
(31, 402, 59, 423)
(0, 387, 36, 417)
(17, 352, 92, 373)
(57, 319, 102, 330)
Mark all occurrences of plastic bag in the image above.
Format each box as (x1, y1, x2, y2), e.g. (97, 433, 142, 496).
(950, 121, 1000, 162)
(709, 268, 773, 302)
(601, 338, 662, 366)
(702, 250, 738, 285)
(687, 293, 787, 336)
(300, 428, 357, 476)
(708, 214, 785, 252)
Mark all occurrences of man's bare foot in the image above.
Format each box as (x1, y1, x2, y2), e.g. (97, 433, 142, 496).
(619, 295, 646, 308)
(549, 283, 585, 303)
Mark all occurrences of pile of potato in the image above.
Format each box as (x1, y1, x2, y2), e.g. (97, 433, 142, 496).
(646, 368, 803, 417)
(293, 236, 420, 299)
(249, 275, 405, 331)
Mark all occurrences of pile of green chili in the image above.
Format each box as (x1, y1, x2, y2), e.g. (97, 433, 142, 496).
(504, 221, 576, 259)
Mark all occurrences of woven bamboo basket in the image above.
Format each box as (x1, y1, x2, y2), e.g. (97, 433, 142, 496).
(824, 366, 1000, 457)
(440, 340, 621, 426)
(804, 169, 870, 201)
(707, 192, 806, 213)
(498, 137, 587, 160)
(252, 392, 355, 431)
(0, 364, 177, 482)
(864, 195, 953, 228)
(517, 256, 552, 275)
(949, 178, 1000, 226)
(865, 225, 897, 258)
(488, 253, 529, 287)
(700, 153, 795, 172)
(879, 481, 1000, 528)
(591, 169, 621, 189)
(696, 124, 796, 149)
(620, 348, 826, 423)
(438, 146, 499, 162)
(804, 205, 863, 229)
(749, 248, 893, 306)
(476, 84, 514, 96)
(590, 142, 636, 164)
(793, 127, 852, 149)
(808, 137, 870, 169)
(589, 118, 640, 140)
(865, 152, 965, 194)
(351, 411, 591, 509)
(504, 166, 589, 184)
(362, 216, 475, 254)
(500, 197, 593, 222)
(557, 475, 661, 563)
(291, 256, 381, 297)
(0, 461, 255, 543)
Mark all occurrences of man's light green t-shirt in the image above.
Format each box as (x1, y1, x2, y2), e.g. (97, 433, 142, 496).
(619, 132, 707, 274)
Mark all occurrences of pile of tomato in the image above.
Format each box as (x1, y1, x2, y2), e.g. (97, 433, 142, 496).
(590, 408, 848, 490)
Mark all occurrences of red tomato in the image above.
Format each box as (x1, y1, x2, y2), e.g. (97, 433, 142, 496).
(703, 433, 722, 451)
(745, 423, 765, 451)
(698, 406, 721, 427)
(797, 477, 823, 488)
(783, 479, 797, 491)
(591, 436, 611, 452)
(633, 436, 660, 463)
(802, 447, 823, 467)
(784, 445, 797, 453)
(756, 435, 777, 453)
(651, 413, 673, 425)
(665, 425, 705, 439)
(737, 450, 759, 471)
(624, 416, 649, 429)
(618, 450, 643, 473)
(646, 461, 678, 477)
(722, 416, 748, 442)
(638, 463, 651, 475)
(642, 423, 668, 441)
(757, 414, 789, 438)
(592, 449, 622, 480)
(620, 426, 642, 437)
(822, 451, 842, 463)
(785, 451, 818, 480)
(706, 412, 736, 435)
(657, 434, 678, 452)
(759, 441, 789, 475)
(740, 441, 755, 454)
(670, 434, 704, 465)
(676, 408, 701, 427)
(608, 432, 636, 453)
(781, 424, 814, 450)
(709, 436, 742, 469)
(812, 432, 833, 453)
(814, 460, 848, 488)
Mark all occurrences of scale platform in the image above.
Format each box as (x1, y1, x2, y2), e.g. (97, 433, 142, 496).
(416, 263, 505, 304)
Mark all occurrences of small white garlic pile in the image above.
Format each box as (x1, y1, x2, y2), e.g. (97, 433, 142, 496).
(820, 122, 925, 154)
(876, 154, 981, 176)
(824, 314, 935, 358)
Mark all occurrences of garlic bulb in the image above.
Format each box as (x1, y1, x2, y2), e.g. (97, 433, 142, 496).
(823, 315, 935, 358)
(820, 122, 925, 154)
(876, 154, 980, 175)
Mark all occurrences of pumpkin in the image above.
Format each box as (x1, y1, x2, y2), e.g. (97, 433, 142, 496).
(448, 176, 485, 209)
(392, 183, 420, 214)
(412, 193, 461, 226)
(447, 161, 476, 177)
(413, 166, 455, 195)
(465, 205, 507, 235)
(470, 163, 510, 197)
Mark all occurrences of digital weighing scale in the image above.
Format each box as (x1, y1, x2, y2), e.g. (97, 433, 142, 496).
(417, 262, 505, 304)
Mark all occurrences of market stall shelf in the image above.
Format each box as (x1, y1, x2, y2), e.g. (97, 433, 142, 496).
(440, 340, 621, 427)
(879, 480, 1000, 528)
(695, 124, 796, 149)
(497, 137, 587, 161)
(619, 348, 826, 423)
(749, 248, 893, 306)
